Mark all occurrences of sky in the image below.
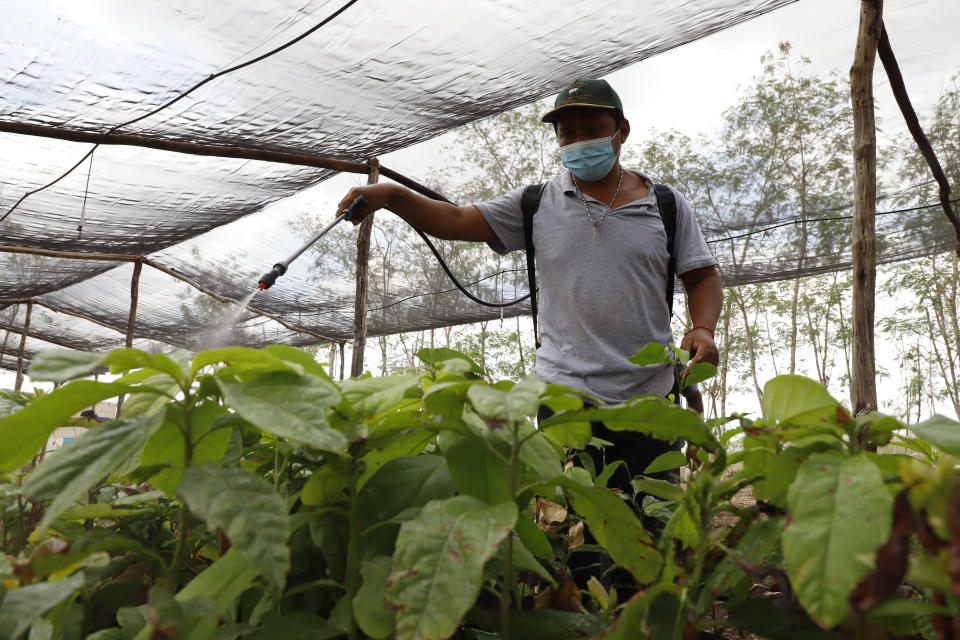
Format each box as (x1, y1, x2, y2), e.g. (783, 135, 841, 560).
(5, 0, 959, 418)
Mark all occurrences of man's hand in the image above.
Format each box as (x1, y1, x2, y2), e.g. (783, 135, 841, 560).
(336, 184, 395, 225)
(679, 327, 719, 376)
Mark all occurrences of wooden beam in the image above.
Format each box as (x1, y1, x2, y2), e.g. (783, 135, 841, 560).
(126, 260, 143, 349)
(0, 121, 369, 175)
(352, 159, 379, 377)
(877, 22, 960, 253)
(0, 121, 455, 207)
(850, 0, 883, 415)
(15, 302, 32, 390)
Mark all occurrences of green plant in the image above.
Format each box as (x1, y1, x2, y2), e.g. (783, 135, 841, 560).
(0, 344, 958, 639)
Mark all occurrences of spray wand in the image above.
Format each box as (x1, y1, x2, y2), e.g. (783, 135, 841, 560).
(258, 195, 368, 290)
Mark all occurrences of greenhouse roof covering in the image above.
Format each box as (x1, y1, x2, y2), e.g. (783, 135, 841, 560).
(0, 0, 957, 370)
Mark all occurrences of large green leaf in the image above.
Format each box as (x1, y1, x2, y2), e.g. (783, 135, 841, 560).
(27, 349, 105, 382)
(340, 375, 420, 419)
(190, 346, 303, 378)
(555, 477, 663, 583)
(415, 347, 483, 374)
(762, 375, 839, 424)
(438, 431, 511, 503)
(782, 453, 893, 628)
(177, 464, 290, 588)
(217, 371, 344, 452)
(357, 430, 435, 490)
(0, 380, 135, 473)
(385, 496, 517, 640)
(357, 455, 455, 532)
(139, 401, 230, 496)
(541, 399, 716, 451)
(0, 572, 84, 640)
(119, 373, 180, 418)
(911, 414, 960, 456)
(23, 411, 165, 534)
(467, 375, 545, 424)
(262, 344, 335, 379)
(352, 556, 394, 639)
(103, 349, 189, 387)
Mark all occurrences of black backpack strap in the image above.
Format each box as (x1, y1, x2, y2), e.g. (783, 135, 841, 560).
(521, 184, 546, 347)
(653, 183, 678, 315)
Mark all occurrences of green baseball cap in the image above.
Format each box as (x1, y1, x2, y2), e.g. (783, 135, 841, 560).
(541, 78, 624, 123)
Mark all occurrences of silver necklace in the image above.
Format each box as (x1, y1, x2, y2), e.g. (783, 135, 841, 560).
(573, 165, 624, 240)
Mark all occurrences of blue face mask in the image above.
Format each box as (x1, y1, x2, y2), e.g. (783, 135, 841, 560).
(559, 127, 620, 182)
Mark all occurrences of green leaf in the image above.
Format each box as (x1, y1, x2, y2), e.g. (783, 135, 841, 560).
(762, 375, 839, 424)
(357, 455, 455, 532)
(439, 431, 511, 503)
(783, 453, 893, 628)
(139, 402, 231, 496)
(911, 414, 960, 456)
(630, 477, 684, 503)
(262, 344, 335, 379)
(643, 450, 687, 475)
(217, 371, 344, 452)
(701, 516, 784, 602)
(23, 411, 165, 533)
(358, 430, 435, 490)
(301, 465, 347, 507)
(497, 534, 555, 586)
(555, 478, 663, 583)
(386, 496, 517, 640)
(467, 375, 546, 424)
(415, 348, 483, 374)
(543, 421, 591, 449)
(27, 349, 105, 382)
(0, 380, 135, 473)
(515, 515, 552, 559)
(682, 362, 716, 386)
(0, 573, 84, 640)
(103, 349, 188, 387)
(177, 464, 290, 588)
(341, 375, 420, 419)
(352, 556, 394, 639)
(541, 399, 716, 451)
(495, 420, 561, 480)
(191, 346, 303, 378)
(0, 390, 30, 421)
(119, 373, 179, 418)
(628, 343, 672, 367)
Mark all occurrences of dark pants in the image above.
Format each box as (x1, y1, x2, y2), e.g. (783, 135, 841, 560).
(537, 401, 682, 595)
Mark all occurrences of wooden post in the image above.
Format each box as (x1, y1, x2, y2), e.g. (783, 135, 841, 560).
(117, 260, 143, 417)
(126, 260, 143, 349)
(351, 159, 380, 377)
(14, 302, 32, 391)
(339, 342, 346, 381)
(850, 0, 883, 415)
(329, 342, 337, 378)
(0, 305, 13, 370)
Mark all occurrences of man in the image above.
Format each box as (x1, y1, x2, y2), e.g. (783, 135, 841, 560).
(337, 78, 721, 485)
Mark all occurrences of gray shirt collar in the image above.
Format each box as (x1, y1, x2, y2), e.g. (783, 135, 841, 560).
(560, 168, 657, 200)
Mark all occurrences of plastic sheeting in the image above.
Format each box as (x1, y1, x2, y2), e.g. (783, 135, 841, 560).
(0, 0, 956, 371)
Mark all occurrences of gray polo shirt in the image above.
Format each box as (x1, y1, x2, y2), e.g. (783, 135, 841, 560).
(475, 169, 717, 403)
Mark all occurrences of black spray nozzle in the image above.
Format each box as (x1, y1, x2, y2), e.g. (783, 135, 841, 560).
(258, 263, 287, 290)
(342, 194, 368, 222)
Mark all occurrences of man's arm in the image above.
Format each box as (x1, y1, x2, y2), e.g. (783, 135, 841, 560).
(678, 265, 723, 370)
(336, 183, 498, 243)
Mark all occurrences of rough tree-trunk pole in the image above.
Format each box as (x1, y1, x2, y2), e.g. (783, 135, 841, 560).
(14, 302, 33, 391)
(329, 342, 337, 378)
(351, 159, 380, 377)
(116, 260, 143, 417)
(339, 342, 345, 381)
(850, 0, 882, 415)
